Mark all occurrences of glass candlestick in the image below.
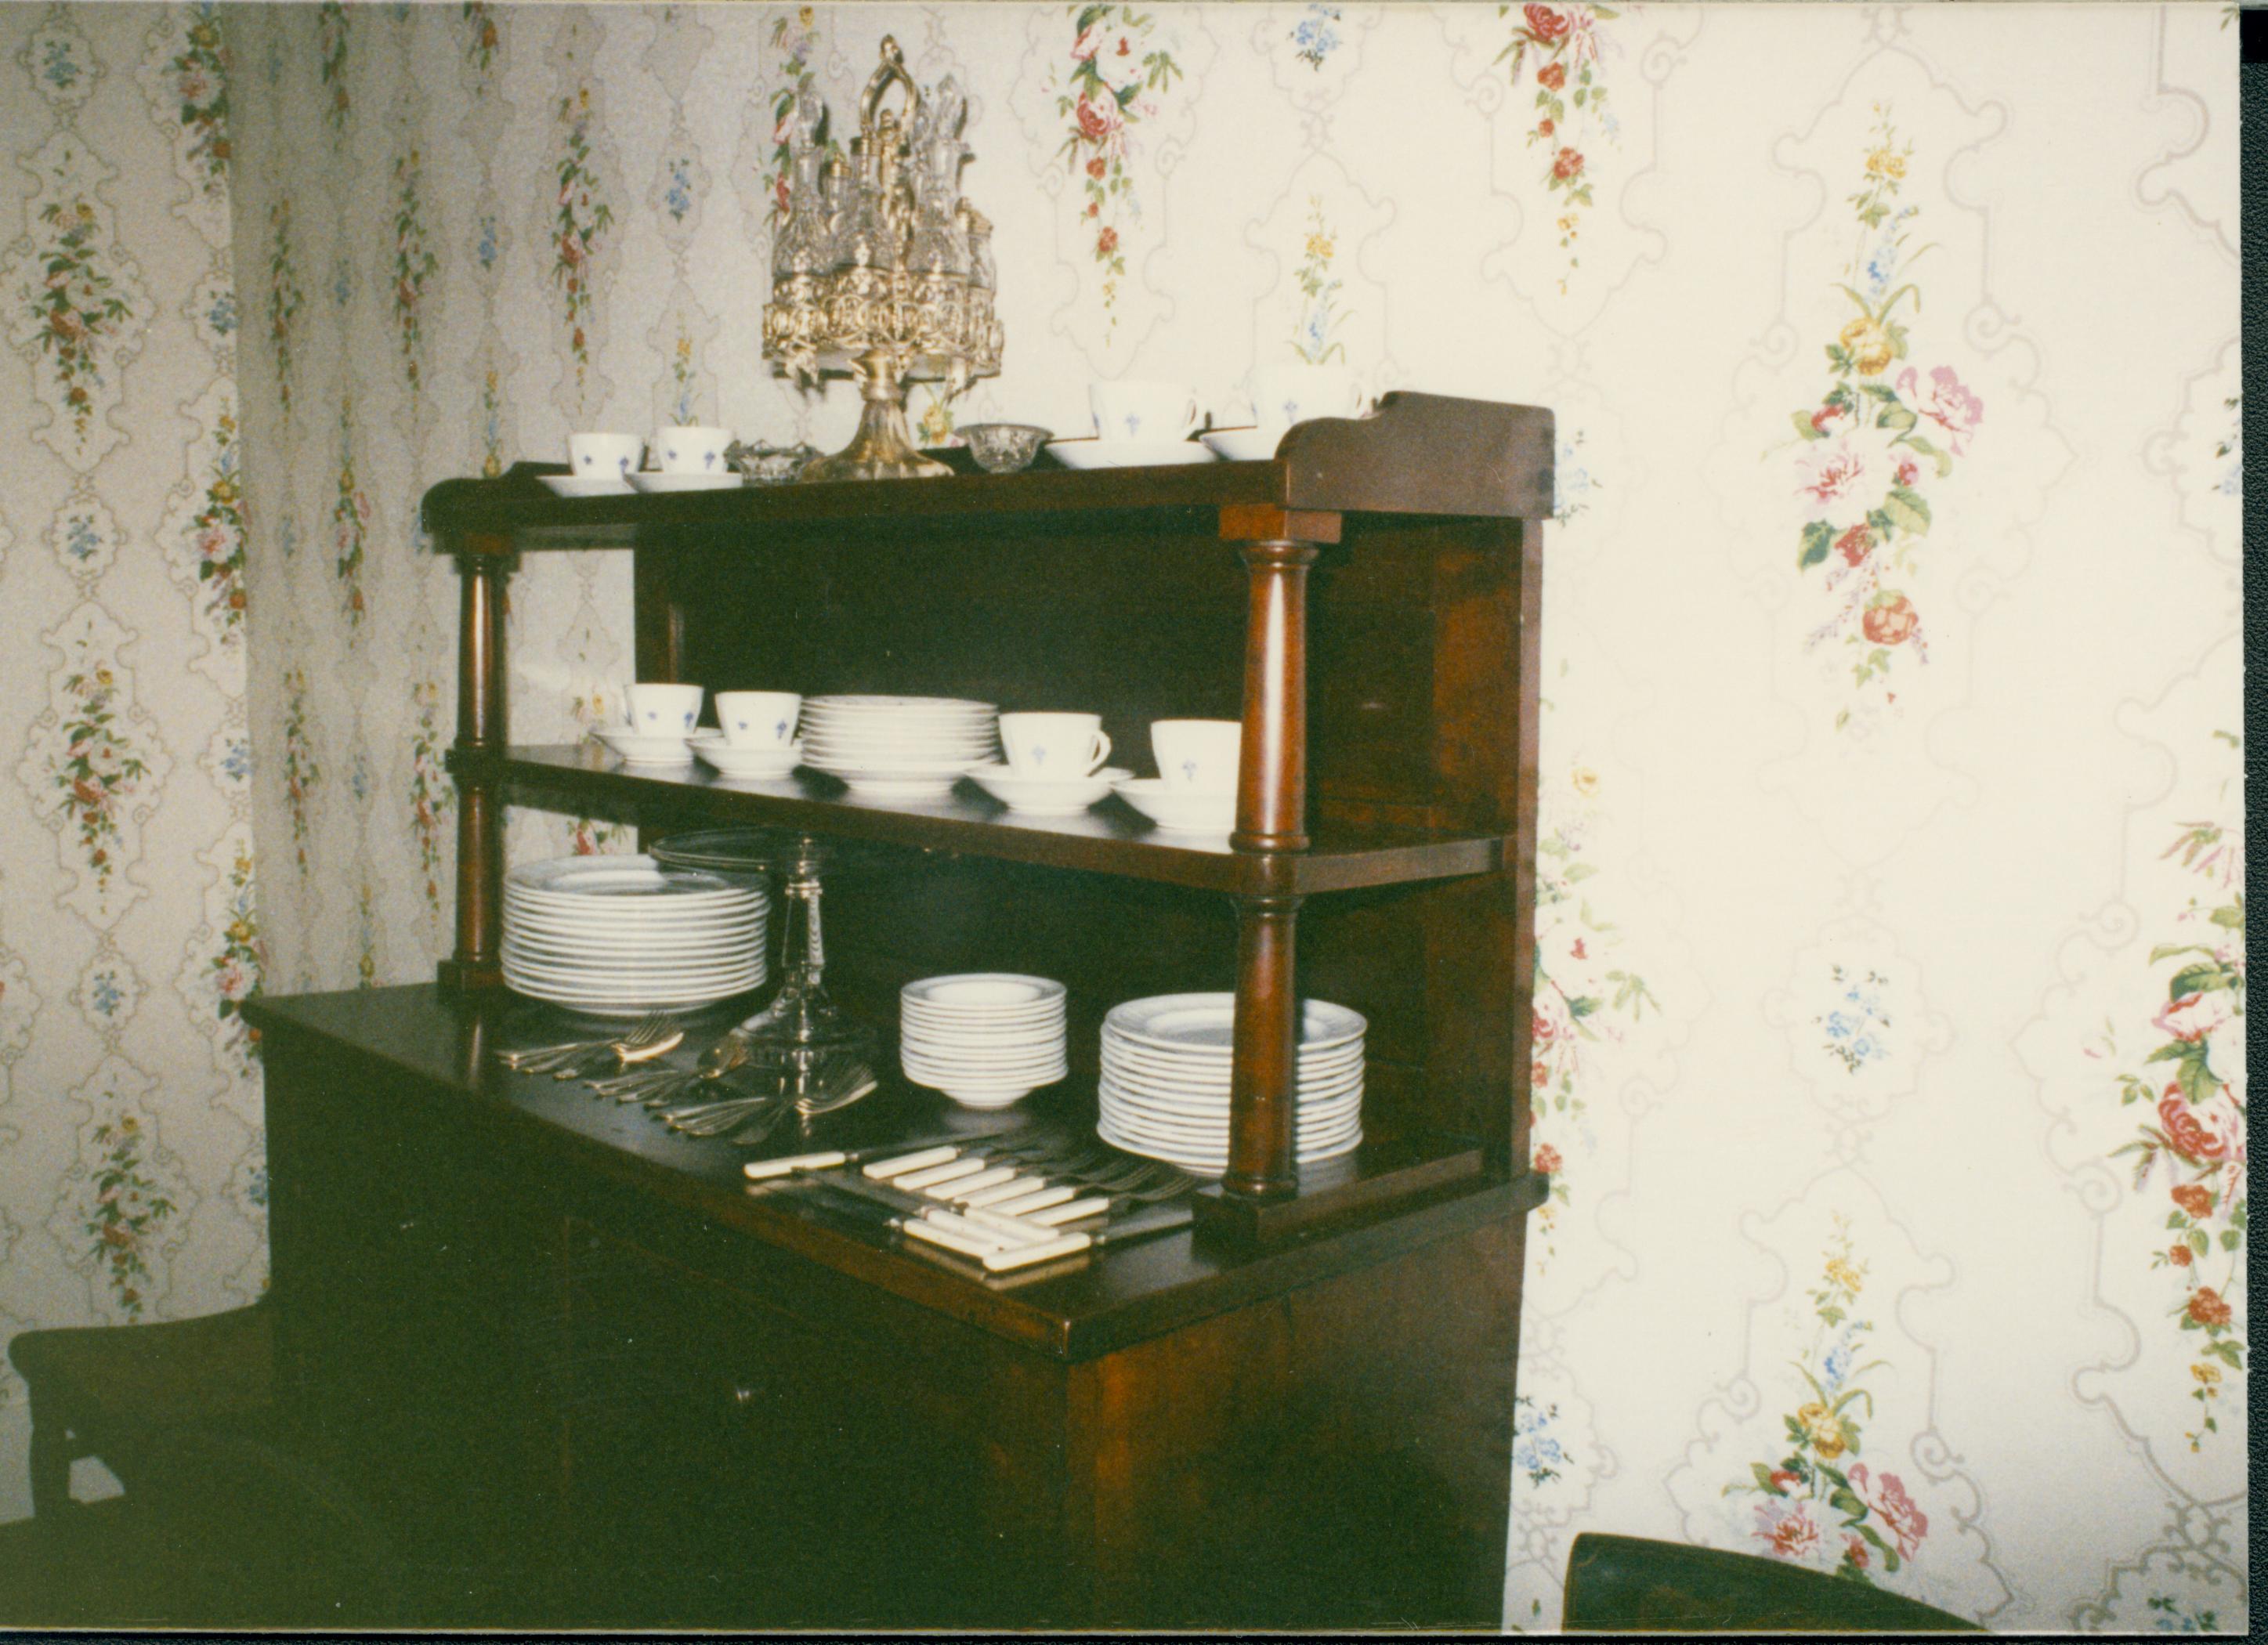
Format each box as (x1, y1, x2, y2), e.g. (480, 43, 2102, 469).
(734, 835, 874, 1054)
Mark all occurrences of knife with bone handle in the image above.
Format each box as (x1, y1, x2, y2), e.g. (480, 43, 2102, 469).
(740, 1123, 1047, 1182)
(789, 1173, 1193, 1272)
(791, 1176, 1055, 1249)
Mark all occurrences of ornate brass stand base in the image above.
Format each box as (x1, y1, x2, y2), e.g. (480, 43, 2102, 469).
(801, 352, 951, 483)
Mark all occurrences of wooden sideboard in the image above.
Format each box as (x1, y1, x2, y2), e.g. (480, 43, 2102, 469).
(245, 392, 1554, 1628)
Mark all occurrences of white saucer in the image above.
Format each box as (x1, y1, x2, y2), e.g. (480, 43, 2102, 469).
(1110, 776, 1235, 833)
(1046, 439, 1220, 471)
(828, 772, 962, 801)
(963, 763, 1130, 815)
(595, 728, 696, 765)
(1199, 428, 1282, 463)
(628, 472, 742, 493)
(691, 736, 803, 779)
(541, 473, 634, 498)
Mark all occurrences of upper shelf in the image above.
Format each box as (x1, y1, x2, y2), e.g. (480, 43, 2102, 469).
(471, 743, 1505, 895)
(421, 392, 1556, 547)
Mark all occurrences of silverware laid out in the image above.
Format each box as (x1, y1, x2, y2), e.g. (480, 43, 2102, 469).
(497, 1012, 681, 1078)
(656, 1046, 877, 1138)
(795, 1171, 1197, 1274)
(739, 1123, 1050, 1182)
(588, 1033, 754, 1105)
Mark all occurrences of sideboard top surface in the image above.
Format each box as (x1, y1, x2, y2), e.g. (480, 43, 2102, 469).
(420, 392, 1556, 544)
(247, 983, 1533, 1361)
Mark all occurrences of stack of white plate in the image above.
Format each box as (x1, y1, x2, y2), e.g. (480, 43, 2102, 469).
(1098, 992, 1364, 1173)
(800, 695, 999, 800)
(899, 974, 1069, 1109)
(502, 854, 767, 1016)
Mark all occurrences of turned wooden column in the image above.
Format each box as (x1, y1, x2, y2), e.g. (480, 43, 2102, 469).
(1223, 893, 1304, 1199)
(1226, 511, 1333, 852)
(1217, 506, 1340, 1202)
(439, 532, 511, 990)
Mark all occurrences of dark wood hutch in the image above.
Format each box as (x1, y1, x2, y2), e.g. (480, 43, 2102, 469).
(243, 392, 1554, 1628)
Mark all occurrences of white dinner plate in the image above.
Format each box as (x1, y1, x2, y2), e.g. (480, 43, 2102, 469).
(503, 978, 760, 1014)
(1098, 1079, 1361, 1130)
(505, 891, 764, 918)
(1099, 1073, 1365, 1113)
(508, 856, 750, 899)
(1104, 993, 1366, 1054)
(803, 694, 997, 717)
(1097, 1100, 1362, 1149)
(1045, 439, 1220, 470)
(903, 974, 1066, 1010)
(501, 936, 761, 968)
(1099, 1050, 1363, 1090)
(1097, 1116, 1362, 1173)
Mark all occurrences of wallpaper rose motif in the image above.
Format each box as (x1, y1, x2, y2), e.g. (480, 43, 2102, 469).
(1787, 107, 1981, 729)
(1724, 1217, 1931, 1583)
(6, 134, 154, 465)
(1493, 2, 1617, 285)
(552, 81, 613, 398)
(1051, 4, 1184, 335)
(2103, 755, 2246, 1450)
(392, 147, 437, 396)
(763, 5, 825, 219)
(82, 1113, 175, 1321)
(264, 196, 302, 415)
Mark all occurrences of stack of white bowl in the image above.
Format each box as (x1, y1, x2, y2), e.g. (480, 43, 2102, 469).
(799, 694, 1000, 799)
(1098, 992, 1364, 1173)
(899, 974, 1069, 1108)
(501, 854, 767, 1016)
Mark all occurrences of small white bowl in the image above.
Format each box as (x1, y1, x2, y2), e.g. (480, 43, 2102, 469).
(1199, 428, 1282, 463)
(963, 762, 1130, 816)
(1109, 776, 1236, 834)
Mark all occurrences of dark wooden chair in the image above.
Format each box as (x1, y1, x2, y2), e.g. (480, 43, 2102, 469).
(8, 1300, 275, 1522)
(1564, 1532, 1984, 1633)
(6, 1301, 401, 1625)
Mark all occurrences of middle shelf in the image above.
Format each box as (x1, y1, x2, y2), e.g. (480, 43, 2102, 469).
(466, 742, 1507, 896)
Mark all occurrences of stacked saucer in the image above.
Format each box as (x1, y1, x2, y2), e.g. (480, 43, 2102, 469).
(899, 974, 1069, 1108)
(502, 854, 767, 1016)
(800, 695, 1000, 799)
(1098, 992, 1364, 1173)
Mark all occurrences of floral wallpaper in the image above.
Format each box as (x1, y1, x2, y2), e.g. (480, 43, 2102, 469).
(0, 5, 2243, 1636)
(0, 0, 265, 1520)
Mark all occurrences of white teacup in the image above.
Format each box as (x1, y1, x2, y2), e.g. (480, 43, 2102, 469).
(569, 431, 643, 480)
(1091, 381, 1200, 444)
(622, 682, 704, 736)
(653, 425, 733, 475)
(1000, 712, 1112, 778)
(714, 690, 801, 750)
(1249, 363, 1361, 435)
(1152, 718, 1241, 792)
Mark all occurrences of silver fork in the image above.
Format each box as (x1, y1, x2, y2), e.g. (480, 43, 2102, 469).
(613, 1034, 755, 1106)
(499, 1014, 678, 1077)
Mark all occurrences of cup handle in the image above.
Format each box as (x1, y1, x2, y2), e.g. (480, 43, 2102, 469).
(1183, 396, 1201, 437)
(1088, 732, 1112, 776)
